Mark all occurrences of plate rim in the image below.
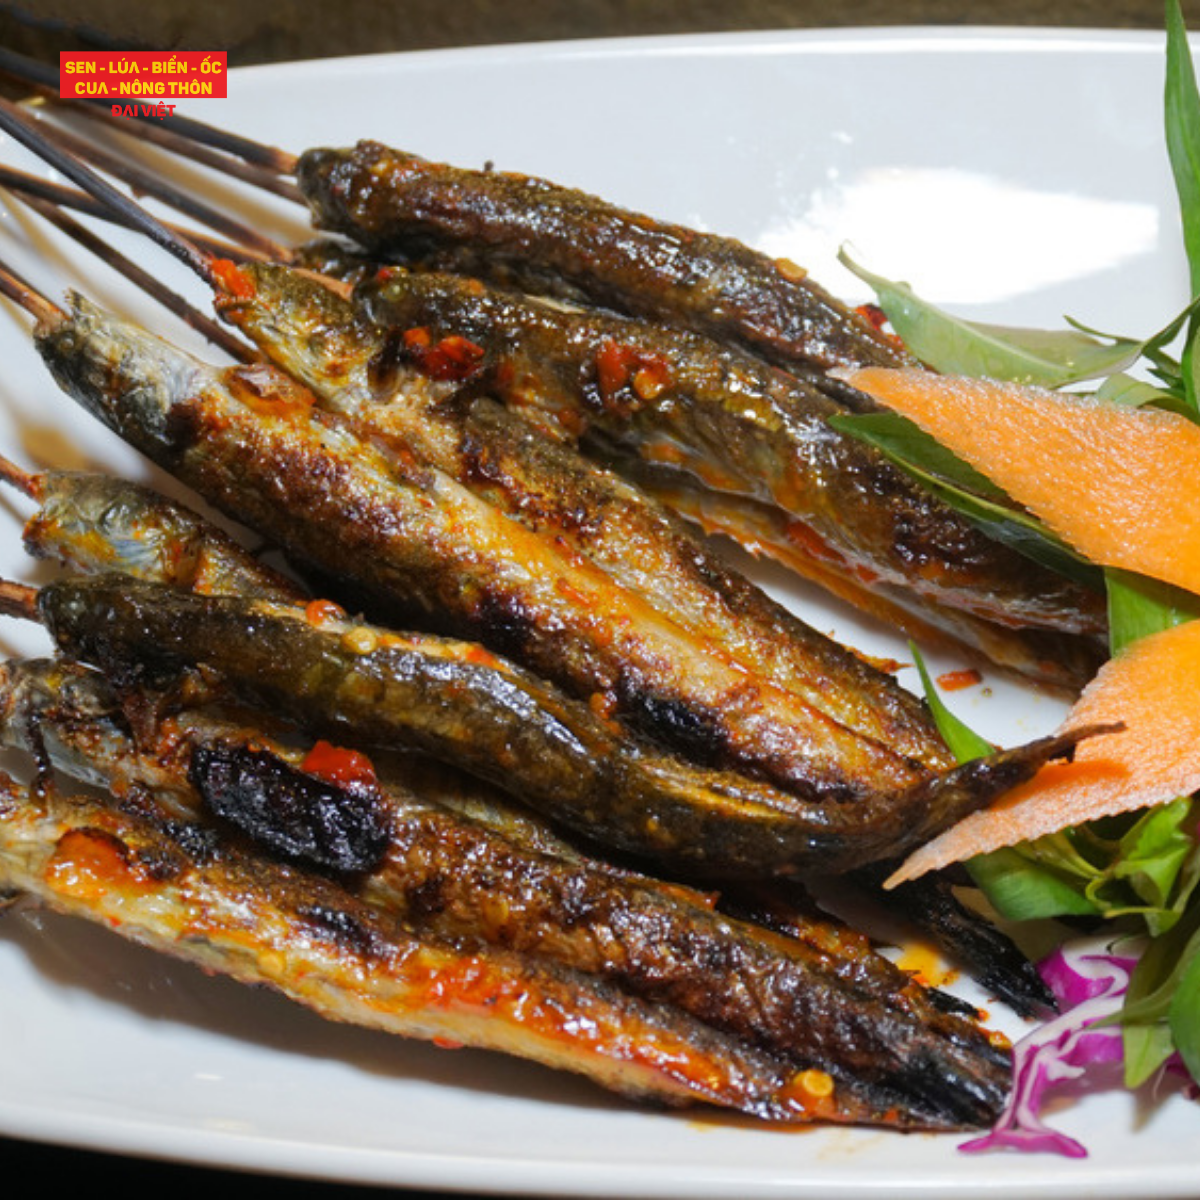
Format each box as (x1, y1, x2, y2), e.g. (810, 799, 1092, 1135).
(0, 23, 1195, 1198)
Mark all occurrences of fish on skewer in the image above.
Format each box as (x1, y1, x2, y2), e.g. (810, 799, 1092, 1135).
(0, 91, 1107, 688)
(0, 224, 1101, 865)
(309, 251, 1106, 691)
(0, 159, 1070, 1017)
(292, 141, 912, 377)
(0, 452, 305, 603)
(0, 654, 1016, 1129)
(0, 572, 1096, 877)
(0, 768, 843, 1123)
(0, 78, 906, 377)
(0, 141, 1098, 832)
(0, 154, 1010, 789)
(0, 114, 1089, 984)
(627, 467, 1104, 698)
(0, 58, 1089, 1142)
(0, 162, 1104, 873)
(0, 445, 1058, 1015)
(31, 280, 953, 807)
(206, 255, 953, 770)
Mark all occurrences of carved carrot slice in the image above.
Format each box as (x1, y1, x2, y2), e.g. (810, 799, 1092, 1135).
(889, 618, 1200, 883)
(845, 367, 1200, 598)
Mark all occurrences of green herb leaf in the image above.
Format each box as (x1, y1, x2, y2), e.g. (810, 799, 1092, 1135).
(908, 642, 993, 763)
(1105, 567, 1200, 656)
(1181, 318, 1200, 419)
(1121, 900, 1200, 1025)
(1165, 0, 1200, 418)
(827, 409, 1005, 498)
(1122, 1019, 1177, 1088)
(830, 410, 1105, 589)
(1112, 799, 1198, 920)
(1095, 372, 1179, 409)
(1168, 944, 1200, 1082)
(1121, 912, 1183, 1087)
(1166, 0, 1200, 296)
(839, 249, 1141, 386)
(966, 846, 1105, 920)
(1120, 863, 1200, 1086)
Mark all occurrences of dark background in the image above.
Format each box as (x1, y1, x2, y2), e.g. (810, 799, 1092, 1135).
(0, 1, 1193, 1197)
(0, 0, 1188, 65)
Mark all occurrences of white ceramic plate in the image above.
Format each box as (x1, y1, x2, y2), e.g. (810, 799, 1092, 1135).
(0, 26, 1195, 1199)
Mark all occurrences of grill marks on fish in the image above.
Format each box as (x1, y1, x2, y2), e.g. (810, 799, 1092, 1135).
(34, 297, 934, 796)
(28, 573, 1088, 878)
(294, 141, 912, 375)
(27, 295, 1099, 873)
(0, 126, 1102, 1132)
(0, 657, 1013, 1129)
(189, 740, 391, 874)
(0, 769, 846, 1121)
(212, 261, 953, 772)
(349, 264, 1104, 644)
(629, 468, 1108, 692)
(0, 422, 1064, 1022)
(288, 157, 1107, 691)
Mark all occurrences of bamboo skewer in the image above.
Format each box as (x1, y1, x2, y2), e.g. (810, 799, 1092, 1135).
(0, 46, 299, 177)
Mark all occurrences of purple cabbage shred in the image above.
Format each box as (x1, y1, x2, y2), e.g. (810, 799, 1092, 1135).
(959, 944, 1137, 1158)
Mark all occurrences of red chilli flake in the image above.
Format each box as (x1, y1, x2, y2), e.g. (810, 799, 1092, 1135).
(402, 327, 486, 382)
(936, 668, 983, 692)
(854, 304, 908, 352)
(855, 303, 889, 332)
(595, 340, 673, 403)
(596, 340, 635, 395)
(211, 257, 255, 300)
(300, 740, 379, 790)
(304, 599, 346, 626)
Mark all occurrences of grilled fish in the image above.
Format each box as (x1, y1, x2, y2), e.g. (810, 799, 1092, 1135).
(0, 655, 1016, 1129)
(31, 293, 1089, 808)
(345, 263, 1106, 683)
(21, 573, 1090, 877)
(0, 444, 1054, 1007)
(8, 461, 304, 603)
(210, 257, 953, 769)
(631, 466, 1106, 685)
(294, 141, 911, 375)
(41, 289, 934, 802)
(0, 448, 1056, 1012)
(0, 767, 841, 1121)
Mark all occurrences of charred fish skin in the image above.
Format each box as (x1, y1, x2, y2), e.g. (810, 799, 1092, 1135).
(411, 746, 1056, 1026)
(212, 258, 955, 773)
(36, 292, 946, 805)
(294, 141, 912, 375)
(30, 573, 1074, 878)
(289, 250, 1106, 692)
(28, 294, 1097, 869)
(7, 307, 1067, 1019)
(0, 770, 847, 1122)
(855, 863, 1057, 1019)
(0, 657, 1012, 1130)
(350, 265, 1107, 641)
(32, 575, 645, 824)
(629, 467, 1107, 694)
